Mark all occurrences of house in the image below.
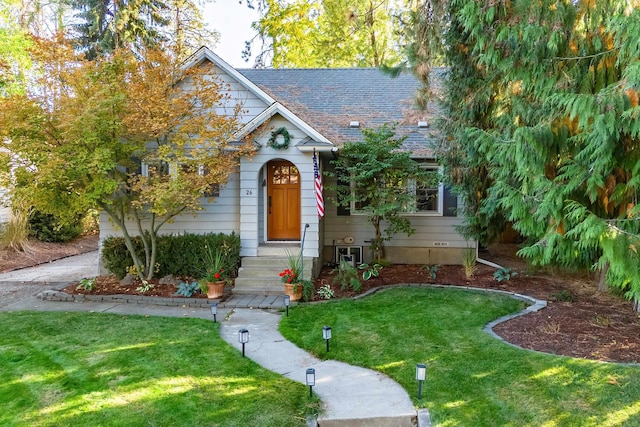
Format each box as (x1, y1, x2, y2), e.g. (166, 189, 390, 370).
(99, 47, 476, 293)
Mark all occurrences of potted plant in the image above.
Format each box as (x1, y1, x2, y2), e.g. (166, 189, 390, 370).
(279, 267, 303, 301)
(279, 250, 314, 302)
(201, 247, 228, 299)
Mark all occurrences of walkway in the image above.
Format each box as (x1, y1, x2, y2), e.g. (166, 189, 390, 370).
(220, 308, 418, 427)
(0, 252, 424, 427)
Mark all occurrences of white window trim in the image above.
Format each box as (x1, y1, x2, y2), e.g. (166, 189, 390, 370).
(349, 165, 444, 216)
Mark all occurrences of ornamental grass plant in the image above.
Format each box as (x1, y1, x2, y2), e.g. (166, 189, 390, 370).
(280, 287, 640, 426)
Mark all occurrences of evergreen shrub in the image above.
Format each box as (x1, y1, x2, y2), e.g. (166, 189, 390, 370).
(101, 232, 240, 279)
(28, 210, 83, 243)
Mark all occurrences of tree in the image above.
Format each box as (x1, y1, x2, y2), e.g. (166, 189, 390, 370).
(67, 0, 217, 60)
(241, 0, 408, 68)
(406, 1, 640, 307)
(0, 37, 253, 282)
(327, 125, 434, 262)
(68, 0, 168, 59)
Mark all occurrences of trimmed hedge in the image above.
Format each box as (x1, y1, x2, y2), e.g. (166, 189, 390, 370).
(101, 232, 241, 279)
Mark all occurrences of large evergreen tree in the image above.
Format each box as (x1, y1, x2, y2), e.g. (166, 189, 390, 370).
(407, 0, 640, 307)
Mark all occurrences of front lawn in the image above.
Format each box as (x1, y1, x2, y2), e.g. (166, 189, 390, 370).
(280, 287, 640, 426)
(0, 312, 312, 426)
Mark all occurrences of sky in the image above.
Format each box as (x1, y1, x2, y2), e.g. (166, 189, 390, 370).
(202, 1, 260, 68)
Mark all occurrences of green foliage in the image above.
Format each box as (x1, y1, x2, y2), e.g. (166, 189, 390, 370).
(101, 232, 241, 279)
(404, 0, 640, 303)
(358, 263, 382, 281)
(174, 280, 200, 297)
(316, 283, 335, 300)
(201, 246, 230, 282)
(135, 281, 154, 294)
(328, 124, 434, 262)
(299, 279, 315, 303)
(423, 264, 439, 280)
(493, 268, 517, 283)
(331, 259, 361, 292)
(245, 0, 407, 68)
(76, 277, 95, 291)
(28, 210, 83, 243)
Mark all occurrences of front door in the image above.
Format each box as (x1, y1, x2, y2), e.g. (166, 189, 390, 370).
(267, 161, 301, 240)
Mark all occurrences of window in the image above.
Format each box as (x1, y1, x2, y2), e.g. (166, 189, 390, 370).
(199, 165, 220, 197)
(412, 166, 443, 215)
(349, 164, 443, 215)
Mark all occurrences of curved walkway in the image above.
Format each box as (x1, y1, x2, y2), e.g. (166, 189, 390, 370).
(220, 308, 418, 427)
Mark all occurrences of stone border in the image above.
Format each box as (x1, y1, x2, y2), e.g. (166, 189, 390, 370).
(38, 290, 215, 309)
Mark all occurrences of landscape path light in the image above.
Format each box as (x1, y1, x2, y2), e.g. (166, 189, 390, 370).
(283, 295, 290, 317)
(210, 302, 218, 323)
(322, 326, 332, 352)
(239, 328, 249, 357)
(306, 368, 316, 397)
(416, 363, 426, 399)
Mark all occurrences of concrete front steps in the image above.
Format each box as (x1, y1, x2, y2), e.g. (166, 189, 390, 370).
(233, 245, 313, 295)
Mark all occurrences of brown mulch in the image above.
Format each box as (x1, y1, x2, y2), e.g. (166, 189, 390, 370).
(3, 239, 639, 364)
(0, 234, 99, 273)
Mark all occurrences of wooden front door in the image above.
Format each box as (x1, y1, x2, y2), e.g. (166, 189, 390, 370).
(267, 161, 300, 240)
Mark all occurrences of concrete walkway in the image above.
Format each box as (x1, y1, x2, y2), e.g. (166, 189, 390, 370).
(220, 308, 418, 427)
(0, 252, 424, 427)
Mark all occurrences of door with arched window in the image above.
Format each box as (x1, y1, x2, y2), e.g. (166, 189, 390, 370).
(267, 160, 300, 240)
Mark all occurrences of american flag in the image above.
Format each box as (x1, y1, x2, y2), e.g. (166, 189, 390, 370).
(313, 150, 324, 218)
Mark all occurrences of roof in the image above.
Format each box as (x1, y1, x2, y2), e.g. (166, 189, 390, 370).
(238, 68, 444, 157)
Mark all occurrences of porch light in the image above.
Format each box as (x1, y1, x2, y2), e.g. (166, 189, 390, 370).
(239, 328, 249, 357)
(210, 302, 218, 323)
(283, 295, 290, 317)
(306, 368, 316, 397)
(416, 363, 427, 399)
(322, 326, 332, 352)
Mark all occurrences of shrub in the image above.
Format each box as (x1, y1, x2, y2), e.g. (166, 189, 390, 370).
(359, 262, 382, 281)
(332, 259, 361, 292)
(494, 267, 518, 282)
(423, 264, 440, 280)
(174, 281, 201, 297)
(101, 232, 241, 279)
(28, 210, 83, 243)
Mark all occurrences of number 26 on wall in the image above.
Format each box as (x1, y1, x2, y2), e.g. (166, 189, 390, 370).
(245, 190, 253, 196)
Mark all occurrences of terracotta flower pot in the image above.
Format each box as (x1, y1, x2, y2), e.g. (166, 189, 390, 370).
(206, 281, 225, 299)
(283, 282, 302, 301)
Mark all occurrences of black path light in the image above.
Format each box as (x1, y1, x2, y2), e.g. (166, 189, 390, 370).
(238, 328, 249, 357)
(283, 295, 290, 317)
(210, 302, 218, 323)
(416, 363, 427, 399)
(306, 368, 316, 397)
(322, 326, 332, 352)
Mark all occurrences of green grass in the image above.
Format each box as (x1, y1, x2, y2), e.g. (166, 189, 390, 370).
(280, 287, 640, 427)
(0, 312, 314, 426)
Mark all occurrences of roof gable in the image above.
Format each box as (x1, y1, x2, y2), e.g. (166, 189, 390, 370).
(183, 47, 275, 106)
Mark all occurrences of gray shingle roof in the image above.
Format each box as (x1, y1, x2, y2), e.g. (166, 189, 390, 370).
(238, 68, 443, 156)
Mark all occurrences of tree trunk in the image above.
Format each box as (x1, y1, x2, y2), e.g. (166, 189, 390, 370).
(597, 262, 610, 292)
